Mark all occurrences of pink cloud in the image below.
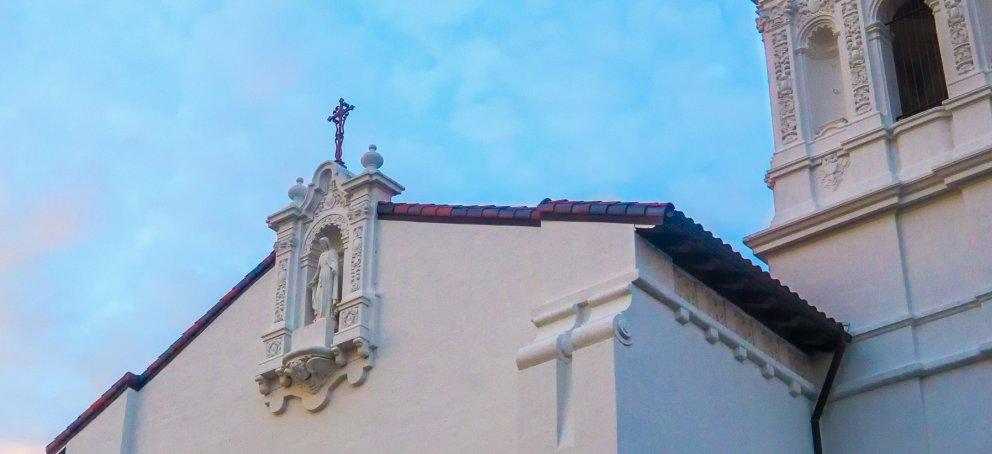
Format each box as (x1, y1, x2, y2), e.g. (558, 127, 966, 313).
(0, 440, 47, 454)
(0, 191, 92, 271)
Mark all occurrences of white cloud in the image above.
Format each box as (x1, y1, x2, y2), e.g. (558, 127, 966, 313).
(0, 0, 776, 443)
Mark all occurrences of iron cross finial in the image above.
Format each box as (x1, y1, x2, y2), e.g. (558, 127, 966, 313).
(327, 98, 355, 166)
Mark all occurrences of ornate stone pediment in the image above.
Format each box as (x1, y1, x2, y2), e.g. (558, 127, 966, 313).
(258, 145, 403, 413)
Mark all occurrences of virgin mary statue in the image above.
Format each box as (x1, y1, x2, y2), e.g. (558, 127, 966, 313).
(308, 237, 339, 319)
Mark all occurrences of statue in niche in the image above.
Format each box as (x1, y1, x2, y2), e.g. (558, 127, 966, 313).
(308, 237, 340, 319)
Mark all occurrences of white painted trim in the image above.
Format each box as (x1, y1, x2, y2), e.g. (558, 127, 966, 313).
(747, 142, 992, 257)
(830, 341, 992, 401)
(632, 275, 820, 401)
(516, 272, 636, 371)
(850, 288, 992, 339)
(530, 271, 639, 327)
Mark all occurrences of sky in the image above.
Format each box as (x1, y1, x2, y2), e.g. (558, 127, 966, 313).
(0, 0, 772, 449)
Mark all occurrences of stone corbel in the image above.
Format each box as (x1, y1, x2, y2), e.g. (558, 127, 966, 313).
(516, 271, 637, 370)
(257, 346, 373, 414)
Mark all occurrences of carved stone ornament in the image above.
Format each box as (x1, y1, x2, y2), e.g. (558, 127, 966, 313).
(944, 0, 975, 74)
(326, 180, 345, 210)
(274, 238, 295, 253)
(795, 0, 836, 27)
(841, 0, 872, 115)
(261, 144, 402, 415)
(273, 258, 288, 323)
(756, 1, 792, 33)
(340, 306, 360, 330)
(348, 200, 370, 221)
(264, 337, 284, 359)
(258, 346, 372, 414)
(816, 152, 850, 190)
(772, 29, 800, 144)
(349, 226, 364, 293)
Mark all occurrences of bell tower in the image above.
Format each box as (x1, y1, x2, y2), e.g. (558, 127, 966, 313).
(751, 0, 992, 224)
(747, 1, 992, 451)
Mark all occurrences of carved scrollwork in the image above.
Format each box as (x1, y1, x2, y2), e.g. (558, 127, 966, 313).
(274, 239, 295, 253)
(277, 354, 335, 394)
(944, 0, 975, 74)
(756, 1, 792, 33)
(354, 337, 373, 358)
(302, 214, 350, 258)
(816, 152, 850, 190)
(348, 199, 370, 222)
(340, 306, 360, 329)
(795, 0, 836, 27)
(772, 29, 800, 144)
(273, 259, 289, 323)
(264, 336, 284, 359)
(325, 180, 345, 211)
(255, 375, 271, 395)
(841, 0, 873, 115)
(349, 226, 364, 292)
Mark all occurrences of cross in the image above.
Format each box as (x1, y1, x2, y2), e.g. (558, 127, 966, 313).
(327, 98, 355, 166)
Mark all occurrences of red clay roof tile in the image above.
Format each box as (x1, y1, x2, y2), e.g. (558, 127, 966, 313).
(378, 199, 675, 226)
(52, 197, 850, 453)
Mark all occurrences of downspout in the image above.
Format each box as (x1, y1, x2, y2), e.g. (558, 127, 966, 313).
(811, 340, 847, 454)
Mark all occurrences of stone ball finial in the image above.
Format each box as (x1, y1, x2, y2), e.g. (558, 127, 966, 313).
(289, 177, 307, 206)
(361, 144, 383, 171)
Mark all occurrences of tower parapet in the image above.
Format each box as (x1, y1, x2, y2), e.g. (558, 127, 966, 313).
(749, 0, 991, 228)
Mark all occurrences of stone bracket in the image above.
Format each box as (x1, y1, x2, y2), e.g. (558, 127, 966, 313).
(257, 347, 374, 414)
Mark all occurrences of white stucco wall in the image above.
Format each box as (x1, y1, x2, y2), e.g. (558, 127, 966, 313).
(617, 238, 815, 454)
(822, 360, 992, 454)
(765, 178, 992, 453)
(764, 214, 908, 331)
(65, 388, 137, 453)
(64, 218, 635, 453)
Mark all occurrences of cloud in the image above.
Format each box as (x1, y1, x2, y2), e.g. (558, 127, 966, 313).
(0, 441, 47, 454)
(0, 192, 91, 272)
(0, 0, 776, 444)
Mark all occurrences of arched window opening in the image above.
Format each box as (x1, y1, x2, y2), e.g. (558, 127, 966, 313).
(803, 25, 847, 137)
(887, 0, 948, 119)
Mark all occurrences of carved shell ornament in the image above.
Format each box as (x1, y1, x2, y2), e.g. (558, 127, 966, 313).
(816, 153, 850, 190)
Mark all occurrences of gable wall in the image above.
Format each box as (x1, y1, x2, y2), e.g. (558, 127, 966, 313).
(65, 388, 136, 453)
(66, 218, 636, 453)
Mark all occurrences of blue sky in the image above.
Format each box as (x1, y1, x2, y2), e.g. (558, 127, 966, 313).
(0, 0, 772, 448)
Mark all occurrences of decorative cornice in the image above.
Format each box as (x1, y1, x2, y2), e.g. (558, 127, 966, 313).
(748, 141, 992, 257)
(516, 271, 637, 370)
(850, 288, 992, 340)
(633, 274, 820, 400)
(830, 340, 992, 401)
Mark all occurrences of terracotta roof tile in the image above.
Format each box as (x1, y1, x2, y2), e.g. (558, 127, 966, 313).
(378, 199, 675, 226)
(379, 199, 848, 354)
(52, 198, 851, 453)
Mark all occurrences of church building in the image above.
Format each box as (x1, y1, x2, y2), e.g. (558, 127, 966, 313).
(47, 0, 992, 452)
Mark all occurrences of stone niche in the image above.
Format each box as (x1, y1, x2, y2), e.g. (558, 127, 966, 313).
(255, 146, 403, 414)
